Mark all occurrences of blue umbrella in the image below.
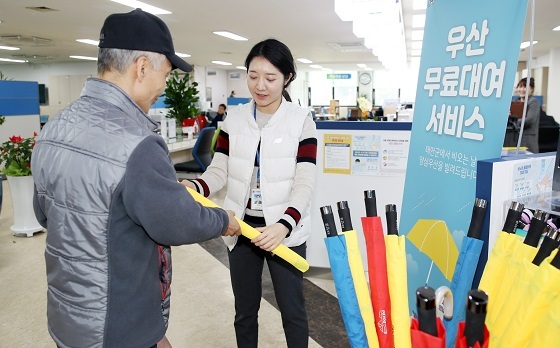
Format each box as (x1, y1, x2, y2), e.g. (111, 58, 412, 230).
(321, 205, 369, 348)
(325, 233, 368, 347)
(444, 198, 486, 348)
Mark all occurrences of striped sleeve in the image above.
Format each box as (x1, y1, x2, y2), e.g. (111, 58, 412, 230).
(278, 115, 317, 233)
(187, 129, 230, 197)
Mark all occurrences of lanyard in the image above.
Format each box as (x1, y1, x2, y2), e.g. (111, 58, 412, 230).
(253, 104, 261, 184)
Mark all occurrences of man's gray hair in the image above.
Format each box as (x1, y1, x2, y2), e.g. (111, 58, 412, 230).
(97, 48, 167, 75)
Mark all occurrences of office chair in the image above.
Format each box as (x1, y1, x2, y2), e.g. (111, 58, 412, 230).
(174, 127, 216, 179)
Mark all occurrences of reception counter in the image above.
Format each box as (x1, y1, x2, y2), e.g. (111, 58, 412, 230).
(308, 121, 412, 268)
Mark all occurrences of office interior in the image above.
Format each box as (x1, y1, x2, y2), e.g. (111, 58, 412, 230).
(1, 0, 560, 347)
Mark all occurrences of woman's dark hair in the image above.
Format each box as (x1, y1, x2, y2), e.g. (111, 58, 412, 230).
(517, 77, 535, 89)
(219, 103, 227, 110)
(245, 39, 296, 102)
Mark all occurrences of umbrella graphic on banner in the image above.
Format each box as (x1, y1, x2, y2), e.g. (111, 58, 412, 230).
(321, 205, 379, 348)
(444, 198, 487, 348)
(360, 190, 394, 348)
(407, 219, 459, 283)
(382, 202, 412, 348)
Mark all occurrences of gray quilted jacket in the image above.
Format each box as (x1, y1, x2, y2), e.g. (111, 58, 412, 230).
(32, 78, 229, 348)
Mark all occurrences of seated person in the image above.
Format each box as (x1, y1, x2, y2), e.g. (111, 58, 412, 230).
(209, 104, 226, 129)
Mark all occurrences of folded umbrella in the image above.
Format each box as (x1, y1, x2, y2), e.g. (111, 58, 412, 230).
(478, 201, 524, 310)
(187, 187, 309, 272)
(411, 286, 446, 348)
(338, 201, 380, 348)
(454, 289, 489, 348)
(361, 191, 394, 348)
(444, 198, 486, 348)
(321, 205, 368, 347)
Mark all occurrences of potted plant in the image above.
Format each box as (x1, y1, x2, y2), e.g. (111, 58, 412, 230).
(0, 131, 43, 236)
(163, 71, 201, 128)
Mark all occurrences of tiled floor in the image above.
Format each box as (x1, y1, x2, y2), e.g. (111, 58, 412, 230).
(0, 181, 348, 347)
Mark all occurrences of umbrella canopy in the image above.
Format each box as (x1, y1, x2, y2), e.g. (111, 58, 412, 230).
(385, 234, 411, 348)
(407, 219, 459, 281)
(410, 317, 446, 348)
(444, 237, 484, 347)
(478, 231, 519, 300)
(455, 322, 489, 348)
(324, 235, 369, 347)
(485, 238, 537, 337)
(361, 216, 394, 348)
(498, 252, 560, 347)
(187, 187, 309, 272)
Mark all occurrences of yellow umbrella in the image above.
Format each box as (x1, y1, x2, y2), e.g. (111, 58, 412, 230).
(186, 187, 309, 272)
(485, 238, 537, 336)
(407, 219, 459, 281)
(478, 231, 519, 301)
(525, 298, 560, 347)
(499, 252, 560, 347)
(385, 234, 412, 348)
(344, 230, 380, 348)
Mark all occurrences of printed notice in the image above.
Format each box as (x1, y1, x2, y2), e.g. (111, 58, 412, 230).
(323, 134, 352, 174)
(352, 135, 380, 175)
(380, 135, 410, 175)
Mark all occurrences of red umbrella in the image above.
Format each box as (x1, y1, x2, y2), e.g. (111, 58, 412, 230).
(410, 318, 446, 348)
(361, 190, 394, 348)
(411, 286, 446, 348)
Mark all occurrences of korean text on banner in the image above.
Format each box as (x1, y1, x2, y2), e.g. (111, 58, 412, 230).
(400, 0, 528, 314)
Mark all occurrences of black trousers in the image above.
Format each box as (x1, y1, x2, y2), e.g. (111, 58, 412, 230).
(228, 232, 308, 348)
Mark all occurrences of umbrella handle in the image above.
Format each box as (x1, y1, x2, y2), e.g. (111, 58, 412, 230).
(364, 190, 377, 217)
(416, 286, 438, 337)
(532, 226, 560, 265)
(464, 289, 488, 348)
(524, 210, 548, 247)
(320, 205, 339, 237)
(337, 201, 353, 232)
(502, 201, 524, 233)
(385, 204, 399, 235)
(466, 198, 487, 239)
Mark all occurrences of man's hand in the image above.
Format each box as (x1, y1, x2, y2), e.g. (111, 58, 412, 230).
(180, 179, 196, 190)
(222, 210, 241, 236)
(252, 223, 289, 252)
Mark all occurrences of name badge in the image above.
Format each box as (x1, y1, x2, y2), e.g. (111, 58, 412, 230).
(251, 188, 263, 210)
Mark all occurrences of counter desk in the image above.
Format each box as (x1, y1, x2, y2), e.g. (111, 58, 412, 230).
(308, 121, 412, 269)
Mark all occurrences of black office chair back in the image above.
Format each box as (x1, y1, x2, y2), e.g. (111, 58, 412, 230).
(193, 127, 216, 171)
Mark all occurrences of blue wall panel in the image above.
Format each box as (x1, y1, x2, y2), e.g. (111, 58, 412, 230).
(0, 81, 40, 116)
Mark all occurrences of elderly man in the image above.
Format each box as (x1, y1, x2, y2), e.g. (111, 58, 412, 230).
(32, 9, 240, 348)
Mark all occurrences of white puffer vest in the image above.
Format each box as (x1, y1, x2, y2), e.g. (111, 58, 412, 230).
(222, 99, 311, 249)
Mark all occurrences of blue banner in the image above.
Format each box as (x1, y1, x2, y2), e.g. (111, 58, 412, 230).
(401, 0, 528, 315)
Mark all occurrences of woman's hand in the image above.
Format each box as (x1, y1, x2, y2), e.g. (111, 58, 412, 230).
(180, 179, 196, 190)
(252, 223, 290, 252)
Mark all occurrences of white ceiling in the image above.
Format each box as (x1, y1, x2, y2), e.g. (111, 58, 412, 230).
(0, 0, 558, 71)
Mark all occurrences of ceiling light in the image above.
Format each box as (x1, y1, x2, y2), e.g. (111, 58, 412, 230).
(413, 0, 427, 10)
(110, 0, 171, 15)
(0, 45, 20, 51)
(411, 30, 424, 41)
(0, 57, 27, 63)
(212, 60, 232, 66)
(236, 66, 246, 70)
(213, 31, 248, 41)
(175, 52, 191, 58)
(411, 49, 422, 56)
(412, 14, 426, 28)
(76, 39, 99, 46)
(297, 58, 313, 64)
(309, 64, 323, 69)
(520, 41, 538, 49)
(553, 25, 560, 31)
(70, 55, 97, 61)
(411, 41, 423, 49)
(364, 67, 372, 71)
(357, 63, 367, 68)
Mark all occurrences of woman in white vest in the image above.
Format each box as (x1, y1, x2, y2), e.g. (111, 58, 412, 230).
(186, 39, 317, 347)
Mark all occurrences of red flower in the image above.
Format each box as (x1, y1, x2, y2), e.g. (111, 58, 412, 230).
(33, 132, 38, 137)
(9, 135, 23, 144)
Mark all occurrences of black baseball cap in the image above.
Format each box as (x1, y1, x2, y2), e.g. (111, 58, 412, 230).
(98, 8, 192, 72)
